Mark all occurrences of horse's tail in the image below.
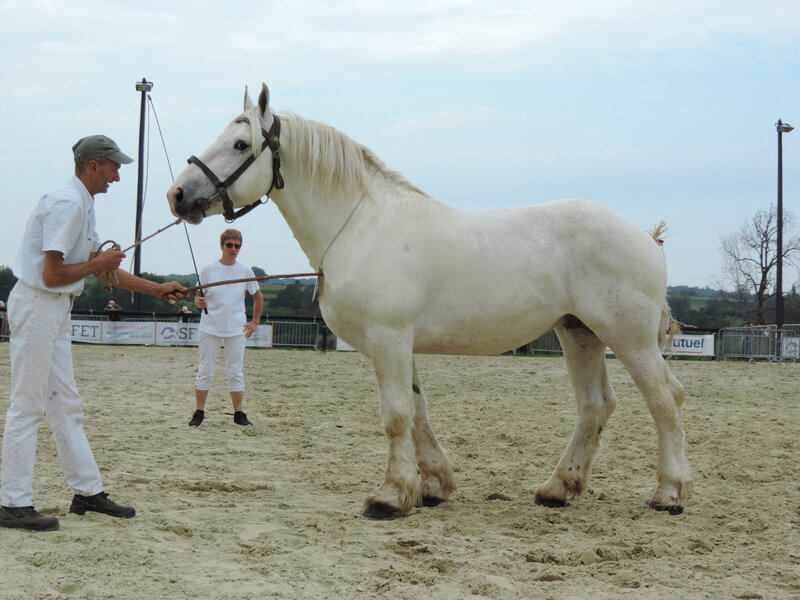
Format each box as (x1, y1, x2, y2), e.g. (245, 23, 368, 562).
(650, 220, 677, 355)
(659, 301, 679, 356)
(650, 220, 667, 251)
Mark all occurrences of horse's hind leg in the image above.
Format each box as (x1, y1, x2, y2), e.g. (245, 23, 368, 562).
(411, 359, 455, 507)
(615, 344, 692, 514)
(535, 318, 617, 507)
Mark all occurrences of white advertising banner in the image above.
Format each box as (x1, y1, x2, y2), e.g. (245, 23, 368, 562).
(70, 320, 103, 344)
(102, 321, 156, 345)
(155, 322, 200, 346)
(781, 337, 800, 359)
(71, 319, 273, 348)
(668, 334, 715, 357)
(156, 322, 273, 347)
(607, 333, 716, 357)
(336, 337, 356, 351)
(245, 324, 273, 348)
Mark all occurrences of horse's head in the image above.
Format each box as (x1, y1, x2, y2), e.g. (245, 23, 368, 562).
(167, 83, 283, 224)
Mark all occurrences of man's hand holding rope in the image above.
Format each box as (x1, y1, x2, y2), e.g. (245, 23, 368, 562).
(92, 242, 126, 291)
(91, 244, 188, 302)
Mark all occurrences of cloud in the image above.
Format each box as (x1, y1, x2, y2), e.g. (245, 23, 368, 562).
(5, 1, 800, 91)
(220, 0, 800, 73)
(383, 107, 526, 135)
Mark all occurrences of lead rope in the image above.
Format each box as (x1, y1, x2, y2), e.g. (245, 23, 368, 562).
(97, 221, 322, 296)
(184, 272, 320, 294)
(312, 191, 367, 301)
(97, 218, 183, 291)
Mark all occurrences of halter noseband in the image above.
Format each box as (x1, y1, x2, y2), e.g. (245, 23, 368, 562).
(187, 114, 285, 223)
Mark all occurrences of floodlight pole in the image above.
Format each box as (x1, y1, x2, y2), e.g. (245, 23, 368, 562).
(776, 119, 793, 333)
(134, 78, 153, 311)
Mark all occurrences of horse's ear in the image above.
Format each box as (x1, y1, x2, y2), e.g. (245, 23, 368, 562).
(244, 86, 255, 111)
(258, 83, 270, 116)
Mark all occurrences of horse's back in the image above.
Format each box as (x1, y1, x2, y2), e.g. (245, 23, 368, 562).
(417, 198, 666, 310)
(323, 197, 666, 356)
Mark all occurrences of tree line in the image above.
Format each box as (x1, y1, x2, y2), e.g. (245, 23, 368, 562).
(667, 286, 800, 330)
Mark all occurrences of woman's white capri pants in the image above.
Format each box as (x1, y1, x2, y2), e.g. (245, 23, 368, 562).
(194, 330, 247, 392)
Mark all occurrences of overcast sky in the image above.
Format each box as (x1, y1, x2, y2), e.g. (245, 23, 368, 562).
(2, 0, 799, 292)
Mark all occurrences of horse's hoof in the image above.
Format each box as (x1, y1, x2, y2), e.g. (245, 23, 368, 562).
(650, 503, 684, 515)
(421, 495, 444, 508)
(534, 495, 567, 508)
(362, 501, 403, 520)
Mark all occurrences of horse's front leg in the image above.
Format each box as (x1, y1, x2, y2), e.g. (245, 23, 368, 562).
(363, 346, 420, 519)
(412, 359, 455, 506)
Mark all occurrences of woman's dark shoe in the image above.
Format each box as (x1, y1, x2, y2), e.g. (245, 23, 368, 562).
(189, 409, 204, 427)
(233, 411, 252, 426)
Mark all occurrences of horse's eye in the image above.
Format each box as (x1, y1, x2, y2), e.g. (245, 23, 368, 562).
(234, 140, 249, 152)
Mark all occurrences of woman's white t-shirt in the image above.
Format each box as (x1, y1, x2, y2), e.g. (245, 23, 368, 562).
(198, 261, 260, 337)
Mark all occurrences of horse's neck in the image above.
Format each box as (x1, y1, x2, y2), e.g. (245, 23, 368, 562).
(270, 115, 430, 269)
(270, 164, 370, 270)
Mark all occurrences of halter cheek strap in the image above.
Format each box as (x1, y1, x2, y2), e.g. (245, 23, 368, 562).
(187, 114, 284, 223)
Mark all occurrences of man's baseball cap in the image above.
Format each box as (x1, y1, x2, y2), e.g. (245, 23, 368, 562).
(72, 135, 134, 164)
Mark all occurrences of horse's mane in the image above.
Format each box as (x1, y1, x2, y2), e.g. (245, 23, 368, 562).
(278, 112, 426, 198)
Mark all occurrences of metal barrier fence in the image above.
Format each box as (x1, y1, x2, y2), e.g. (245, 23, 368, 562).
(717, 325, 800, 362)
(716, 326, 775, 361)
(525, 330, 564, 355)
(271, 320, 321, 348)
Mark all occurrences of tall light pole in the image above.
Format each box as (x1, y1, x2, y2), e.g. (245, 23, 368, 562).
(134, 78, 153, 312)
(776, 119, 793, 334)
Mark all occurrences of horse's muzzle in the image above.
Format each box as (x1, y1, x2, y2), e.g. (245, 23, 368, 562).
(168, 185, 210, 224)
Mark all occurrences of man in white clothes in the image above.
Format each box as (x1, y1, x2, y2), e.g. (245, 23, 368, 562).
(190, 229, 263, 427)
(0, 135, 187, 532)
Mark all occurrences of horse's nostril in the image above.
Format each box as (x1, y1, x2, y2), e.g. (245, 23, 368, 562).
(175, 187, 183, 203)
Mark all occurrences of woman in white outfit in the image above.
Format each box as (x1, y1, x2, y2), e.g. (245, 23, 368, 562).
(190, 229, 263, 427)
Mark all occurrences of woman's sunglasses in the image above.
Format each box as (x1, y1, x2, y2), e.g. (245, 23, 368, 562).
(224, 242, 241, 249)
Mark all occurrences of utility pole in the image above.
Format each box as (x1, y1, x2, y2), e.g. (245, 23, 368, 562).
(133, 78, 153, 311)
(776, 119, 793, 360)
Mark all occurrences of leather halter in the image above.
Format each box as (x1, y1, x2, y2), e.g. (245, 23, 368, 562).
(187, 114, 285, 223)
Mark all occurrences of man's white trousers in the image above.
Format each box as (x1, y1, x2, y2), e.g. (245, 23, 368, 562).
(1, 282, 103, 507)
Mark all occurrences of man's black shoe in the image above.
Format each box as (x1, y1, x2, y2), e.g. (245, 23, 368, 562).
(69, 492, 136, 519)
(0, 505, 59, 531)
(233, 411, 252, 426)
(189, 409, 204, 427)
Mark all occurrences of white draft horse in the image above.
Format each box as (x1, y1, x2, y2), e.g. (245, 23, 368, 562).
(168, 84, 692, 518)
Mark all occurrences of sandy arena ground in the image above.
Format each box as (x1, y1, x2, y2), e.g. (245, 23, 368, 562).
(0, 344, 798, 599)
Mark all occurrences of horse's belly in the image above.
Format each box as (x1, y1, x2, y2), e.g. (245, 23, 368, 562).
(412, 314, 557, 355)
